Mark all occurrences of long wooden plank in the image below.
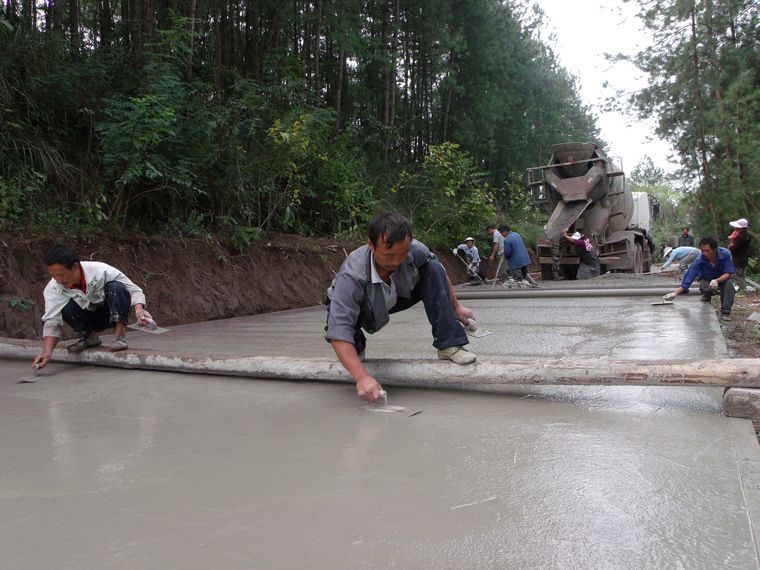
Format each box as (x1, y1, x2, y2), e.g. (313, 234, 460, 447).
(2, 339, 760, 390)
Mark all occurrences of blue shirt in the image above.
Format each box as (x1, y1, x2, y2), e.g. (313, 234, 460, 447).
(502, 231, 530, 270)
(662, 246, 700, 269)
(680, 247, 735, 292)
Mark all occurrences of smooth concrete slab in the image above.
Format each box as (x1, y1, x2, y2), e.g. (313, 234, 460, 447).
(2, 360, 760, 569)
(98, 296, 726, 362)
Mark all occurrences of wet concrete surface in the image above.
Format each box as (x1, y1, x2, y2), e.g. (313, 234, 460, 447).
(90, 295, 725, 363)
(4, 290, 758, 568)
(2, 360, 760, 569)
(462, 270, 682, 291)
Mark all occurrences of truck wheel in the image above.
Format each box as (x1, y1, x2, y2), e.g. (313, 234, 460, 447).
(634, 244, 644, 273)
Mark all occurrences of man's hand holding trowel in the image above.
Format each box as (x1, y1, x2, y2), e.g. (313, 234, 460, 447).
(135, 306, 155, 328)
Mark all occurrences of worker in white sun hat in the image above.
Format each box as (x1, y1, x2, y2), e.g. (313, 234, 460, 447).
(661, 245, 700, 273)
(728, 217, 751, 292)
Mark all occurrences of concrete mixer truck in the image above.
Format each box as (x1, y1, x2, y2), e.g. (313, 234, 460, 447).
(527, 142, 654, 280)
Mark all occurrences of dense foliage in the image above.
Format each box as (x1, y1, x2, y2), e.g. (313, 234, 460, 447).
(0, 0, 600, 245)
(621, 0, 760, 241)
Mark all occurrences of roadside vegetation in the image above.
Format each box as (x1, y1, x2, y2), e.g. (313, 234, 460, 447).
(0, 0, 597, 249)
(0, 0, 758, 259)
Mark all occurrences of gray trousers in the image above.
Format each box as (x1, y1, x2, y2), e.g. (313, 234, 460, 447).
(735, 266, 746, 290)
(678, 252, 698, 272)
(576, 259, 601, 280)
(507, 265, 536, 285)
(699, 278, 735, 314)
(495, 255, 508, 281)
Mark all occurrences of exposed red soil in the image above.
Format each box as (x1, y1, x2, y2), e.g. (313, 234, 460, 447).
(0, 233, 469, 339)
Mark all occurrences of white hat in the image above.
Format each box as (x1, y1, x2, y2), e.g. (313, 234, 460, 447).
(730, 218, 749, 228)
(465, 236, 474, 241)
(571, 232, 582, 240)
(663, 246, 673, 257)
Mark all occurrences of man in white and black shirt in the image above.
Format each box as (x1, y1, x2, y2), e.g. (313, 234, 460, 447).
(33, 245, 153, 368)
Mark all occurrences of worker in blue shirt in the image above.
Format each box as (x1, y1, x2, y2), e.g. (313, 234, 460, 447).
(499, 225, 537, 286)
(660, 246, 700, 272)
(663, 237, 735, 318)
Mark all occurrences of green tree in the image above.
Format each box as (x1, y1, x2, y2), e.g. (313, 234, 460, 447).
(388, 142, 497, 247)
(622, 0, 760, 236)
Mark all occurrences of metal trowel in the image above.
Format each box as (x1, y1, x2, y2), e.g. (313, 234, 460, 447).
(18, 364, 41, 383)
(463, 318, 494, 338)
(361, 390, 407, 413)
(127, 319, 170, 334)
(650, 301, 674, 306)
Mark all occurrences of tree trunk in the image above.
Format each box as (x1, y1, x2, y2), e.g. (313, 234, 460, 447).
(69, 0, 79, 54)
(334, 45, 344, 128)
(243, 0, 259, 79)
(99, 0, 113, 47)
(142, 0, 154, 52)
(121, 0, 131, 49)
(52, 0, 63, 30)
(20, 0, 31, 29)
(690, 5, 718, 235)
(186, 0, 196, 79)
(314, 0, 321, 98)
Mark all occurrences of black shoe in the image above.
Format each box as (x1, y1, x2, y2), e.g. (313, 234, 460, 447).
(700, 295, 711, 302)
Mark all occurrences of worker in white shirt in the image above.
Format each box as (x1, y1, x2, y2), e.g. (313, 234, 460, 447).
(33, 245, 153, 369)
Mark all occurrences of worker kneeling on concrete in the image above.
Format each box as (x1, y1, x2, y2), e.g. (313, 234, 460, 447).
(662, 237, 735, 318)
(32, 246, 152, 369)
(325, 212, 476, 402)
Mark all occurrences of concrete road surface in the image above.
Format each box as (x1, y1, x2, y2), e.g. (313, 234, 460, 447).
(88, 295, 725, 362)
(2, 295, 759, 568)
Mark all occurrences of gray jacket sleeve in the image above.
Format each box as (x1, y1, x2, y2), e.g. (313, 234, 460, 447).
(325, 270, 365, 345)
(411, 240, 436, 266)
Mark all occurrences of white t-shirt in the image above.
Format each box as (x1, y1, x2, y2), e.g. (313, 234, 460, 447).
(492, 231, 504, 255)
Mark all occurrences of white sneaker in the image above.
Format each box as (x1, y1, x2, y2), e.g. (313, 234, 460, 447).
(437, 346, 476, 365)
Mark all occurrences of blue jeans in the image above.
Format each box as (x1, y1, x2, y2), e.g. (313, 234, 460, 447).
(61, 282, 132, 339)
(353, 260, 469, 354)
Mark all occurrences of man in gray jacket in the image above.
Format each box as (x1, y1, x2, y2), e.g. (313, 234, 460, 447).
(325, 212, 476, 402)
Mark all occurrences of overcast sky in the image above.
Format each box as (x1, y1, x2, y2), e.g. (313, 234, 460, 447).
(532, 0, 679, 174)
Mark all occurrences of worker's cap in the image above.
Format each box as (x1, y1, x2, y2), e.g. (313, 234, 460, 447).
(663, 246, 673, 257)
(571, 232, 581, 240)
(464, 236, 474, 242)
(730, 218, 749, 228)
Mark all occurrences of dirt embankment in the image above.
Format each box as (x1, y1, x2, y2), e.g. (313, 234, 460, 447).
(0, 234, 469, 339)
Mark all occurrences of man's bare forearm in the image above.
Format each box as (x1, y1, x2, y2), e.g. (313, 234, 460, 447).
(42, 336, 59, 356)
(331, 339, 369, 382)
